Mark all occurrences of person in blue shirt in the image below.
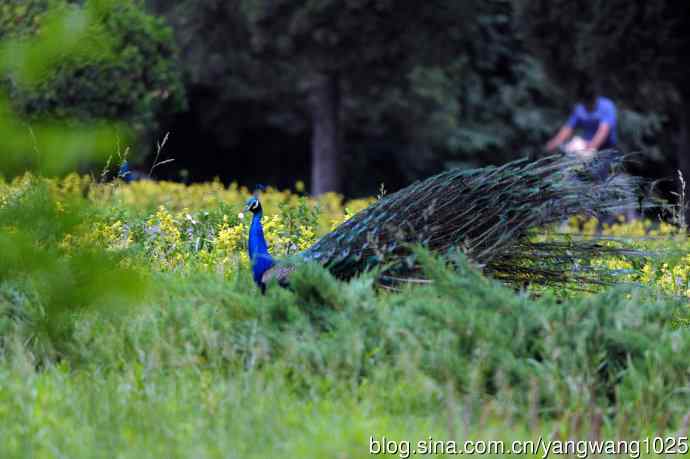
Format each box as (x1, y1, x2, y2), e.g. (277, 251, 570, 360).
(546, 82, 618, 157)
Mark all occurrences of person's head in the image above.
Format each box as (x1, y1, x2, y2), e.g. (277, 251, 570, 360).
(575, 80, 597, 110)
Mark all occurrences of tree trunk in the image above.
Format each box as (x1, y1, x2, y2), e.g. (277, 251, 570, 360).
(678, 97, 690, 227)
(306, 73, 342, 195)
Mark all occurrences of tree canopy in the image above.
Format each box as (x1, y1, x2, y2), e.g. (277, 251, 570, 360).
(150, 0, 566, 195)
(0, 0, 683, 200)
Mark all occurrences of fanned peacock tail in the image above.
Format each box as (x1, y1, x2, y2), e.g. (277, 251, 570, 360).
(262, 152, 653, 289)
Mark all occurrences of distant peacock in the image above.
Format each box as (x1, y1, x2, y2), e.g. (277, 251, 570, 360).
(245, 186, 275, 293)
(245, 152, 648, 291)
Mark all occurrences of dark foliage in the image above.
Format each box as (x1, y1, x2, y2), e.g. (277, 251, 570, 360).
(516, 0, 690, 214)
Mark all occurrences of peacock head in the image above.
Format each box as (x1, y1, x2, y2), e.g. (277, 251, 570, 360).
(244, 184, 267, 214)
(244, 196, 262, 214)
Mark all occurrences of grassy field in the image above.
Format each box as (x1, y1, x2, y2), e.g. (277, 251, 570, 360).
(1, 175, 690, 458)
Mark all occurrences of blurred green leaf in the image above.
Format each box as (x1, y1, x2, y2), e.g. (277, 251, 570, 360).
(0, 0, 149, 358)
(0, 4, 111, 87)
(0, 0, 185, 164)
(0, 95, 127, 178)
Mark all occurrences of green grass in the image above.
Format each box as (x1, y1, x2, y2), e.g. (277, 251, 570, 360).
(1, 250, 690, 458)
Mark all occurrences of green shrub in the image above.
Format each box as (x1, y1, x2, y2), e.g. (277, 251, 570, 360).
(5, 248, 685, 429)
(0, 0, 185, 153)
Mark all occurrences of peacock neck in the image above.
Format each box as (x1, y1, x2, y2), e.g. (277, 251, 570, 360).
(249, 211, 269, 257)
(248, 209, 275, 291)
(252, 210, 262, 226)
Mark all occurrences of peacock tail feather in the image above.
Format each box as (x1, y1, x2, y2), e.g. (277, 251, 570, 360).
(262, 152, 653, 289)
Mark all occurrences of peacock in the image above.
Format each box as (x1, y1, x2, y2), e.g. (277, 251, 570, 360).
(245, 152, 648, 291)
(245, 185, 275, 293)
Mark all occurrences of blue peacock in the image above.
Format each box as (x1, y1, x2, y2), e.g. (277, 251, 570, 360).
(245, 153, 644, 292)
(244, 185, 275, 293)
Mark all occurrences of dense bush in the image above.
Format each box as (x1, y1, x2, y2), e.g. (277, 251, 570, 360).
(1, 246, 688, 457)
(1, 177, 690, 457)
(0, 0, 185, 149)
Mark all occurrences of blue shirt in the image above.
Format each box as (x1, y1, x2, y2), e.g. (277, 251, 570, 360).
(566, 96, 617, 148)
